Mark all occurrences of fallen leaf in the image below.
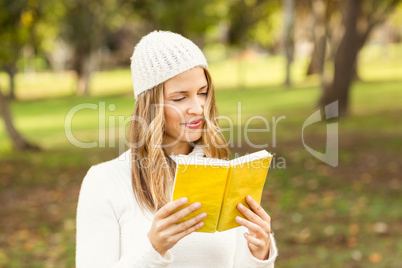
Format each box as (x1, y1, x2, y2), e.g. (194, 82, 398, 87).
(372, 222, 388, 234)
(351, 250, 362, 261)
(368, 253, 382, 263)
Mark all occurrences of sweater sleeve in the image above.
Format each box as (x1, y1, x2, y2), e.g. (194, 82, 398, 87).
(233, 226, 278, 267)
(76, 166, 174, 267)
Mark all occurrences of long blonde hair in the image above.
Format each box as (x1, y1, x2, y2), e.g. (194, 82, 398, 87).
(129, 68, 229, 212)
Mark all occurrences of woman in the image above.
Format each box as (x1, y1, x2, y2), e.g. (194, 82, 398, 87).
(76, 30, 278, 267)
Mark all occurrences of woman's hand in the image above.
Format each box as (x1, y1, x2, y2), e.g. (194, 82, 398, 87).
(148, 197, 207, 257)
(236, 195, 272, 260)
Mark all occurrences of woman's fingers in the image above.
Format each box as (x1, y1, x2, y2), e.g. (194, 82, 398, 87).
(172, 219, 205, 245)
(236, 196, 271, 236)
(166, 201, 202, 225)
(237, 203, 265, 228)
(244, 232, 265, 247)
(161, 209, 206, 247)
(148, 199, 205, 256)
(235, 196, 272, 260)
(245, 195, 271, 223)
(237, 203, 271, 234)
(175, 212, 207, 235)
(235, 216, 269, 238)
(155, 197, 188, 219)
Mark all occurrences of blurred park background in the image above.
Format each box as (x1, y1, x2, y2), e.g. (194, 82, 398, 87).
(1, 0, 402, 267)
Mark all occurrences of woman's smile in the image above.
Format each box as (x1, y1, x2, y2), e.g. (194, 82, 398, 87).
(182, 118, 203, 129)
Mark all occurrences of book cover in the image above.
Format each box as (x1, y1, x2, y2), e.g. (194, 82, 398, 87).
(171, 150, 273, 233)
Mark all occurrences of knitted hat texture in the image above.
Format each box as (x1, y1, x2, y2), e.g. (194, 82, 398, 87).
(130, 30, 209, 99)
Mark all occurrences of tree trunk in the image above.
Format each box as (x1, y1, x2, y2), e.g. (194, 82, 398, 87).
(351, 0, 400, 82)
(73, 42, 93, 96)
(76, 70, 91, 96)
(0, 88, 40, 151)
(23, 45, 36, 77)
(5, 66, 16, 100)
(75, 53, 93, 96)
(306, 0, 327, 80)
(306, 37, 326, 76)
(352, 61, 361, 81)
(318, 0, 361, 118)
(282, 0, 294, 87)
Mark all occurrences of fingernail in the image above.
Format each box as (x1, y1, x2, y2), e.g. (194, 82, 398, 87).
(193, 202, 201, 209)
(181, 197, 188, 204)
(246, 195, 252, 201)
(244, 233, 249, 238)
(236, 216, 243, 223)
(198, 222, 204, 228)
(238, 203, 245, 209)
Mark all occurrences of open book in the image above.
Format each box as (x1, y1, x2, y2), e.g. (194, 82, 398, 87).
(170, 150, 273, 233)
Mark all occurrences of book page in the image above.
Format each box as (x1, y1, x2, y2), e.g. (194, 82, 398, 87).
(171, 162, 230, 233)
(171, 155, 229, 166)
(229, 150, 271, 166)
(217, 156, 273, 232)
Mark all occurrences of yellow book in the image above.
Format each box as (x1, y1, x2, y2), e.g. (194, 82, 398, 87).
(170, 150, 273, 233)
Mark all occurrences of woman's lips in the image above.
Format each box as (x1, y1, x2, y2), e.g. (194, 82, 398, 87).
(183, 119, 203, 129)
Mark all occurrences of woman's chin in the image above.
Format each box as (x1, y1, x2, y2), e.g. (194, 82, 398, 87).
(184, 132, 202, 142)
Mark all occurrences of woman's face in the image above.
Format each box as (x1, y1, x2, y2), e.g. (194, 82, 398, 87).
(163, 67, 208, 147)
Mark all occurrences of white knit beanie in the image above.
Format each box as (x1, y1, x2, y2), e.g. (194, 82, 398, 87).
(130, 30, 209, 99)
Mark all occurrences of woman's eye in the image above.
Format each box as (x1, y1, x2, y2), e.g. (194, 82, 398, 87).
(173, 97, 185, 102)
(199, 92, 208, 96)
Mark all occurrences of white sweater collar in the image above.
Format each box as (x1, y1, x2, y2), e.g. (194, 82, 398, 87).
(187, 143, 206, 158)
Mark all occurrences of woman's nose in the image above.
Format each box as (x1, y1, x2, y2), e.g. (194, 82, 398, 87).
(188, 97, 204, 115)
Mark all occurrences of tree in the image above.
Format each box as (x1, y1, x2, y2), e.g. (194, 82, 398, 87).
(282, 0, 294, 87)
(130, 0, 223, 46)
(225, 0, 281, 87)
(306, 0, 330, 82)
(0, 87, 39, 151)
(0, 0, 64, 99)
(62, 0, 123, 95)
(226, 0, 280, 46)
(318, 0, 401, 117)
(0, 0, 36, 99)
(0, 0, 61, 151)
(319, 0, 360, 118)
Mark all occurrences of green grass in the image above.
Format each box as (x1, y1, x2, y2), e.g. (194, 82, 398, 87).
(0, 43, 402, 267)
(2, 79, 400, 153)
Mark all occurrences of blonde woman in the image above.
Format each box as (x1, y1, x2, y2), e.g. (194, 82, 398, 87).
(76, 31, 278, 267)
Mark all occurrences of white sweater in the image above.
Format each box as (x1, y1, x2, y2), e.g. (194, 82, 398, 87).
(76, 147, 278, 267)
